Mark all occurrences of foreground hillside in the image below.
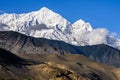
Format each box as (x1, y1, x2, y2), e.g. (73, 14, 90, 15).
(0, 48, 120, 80)
(1, 31, 120, 67)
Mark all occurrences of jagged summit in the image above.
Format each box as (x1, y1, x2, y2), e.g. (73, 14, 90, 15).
(0, 7, 120, 49)
(72, 19, 93, 32)
(73, 19, 85, 25)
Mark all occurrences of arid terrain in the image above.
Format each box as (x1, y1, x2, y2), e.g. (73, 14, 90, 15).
(0, 48, 120, 80)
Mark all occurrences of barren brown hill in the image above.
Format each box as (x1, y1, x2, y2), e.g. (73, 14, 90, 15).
(0, 48, 120, 80)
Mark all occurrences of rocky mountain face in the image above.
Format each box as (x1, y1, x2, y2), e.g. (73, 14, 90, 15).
(0, 7, 120, 49)
(1, 31, 120, 67)
(0, 47, 120, 80)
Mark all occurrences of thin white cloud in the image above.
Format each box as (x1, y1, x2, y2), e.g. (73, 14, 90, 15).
(0, 10, 5, 14)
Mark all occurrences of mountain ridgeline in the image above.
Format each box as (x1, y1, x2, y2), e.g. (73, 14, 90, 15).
(0, 31, 120, 67)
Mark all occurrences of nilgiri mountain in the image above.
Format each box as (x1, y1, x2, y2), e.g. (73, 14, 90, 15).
(0, 7, 120, 50)
(0, 31, 120, 67)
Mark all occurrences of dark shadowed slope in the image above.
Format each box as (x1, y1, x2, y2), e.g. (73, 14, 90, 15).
(78, 44, 120, 67)
(0, 31, 82, 54)
(1, 31, 120, 67)
(0, 48, 27, 65)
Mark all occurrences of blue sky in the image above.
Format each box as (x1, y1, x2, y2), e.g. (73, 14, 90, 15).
(0, 0, 120, 35)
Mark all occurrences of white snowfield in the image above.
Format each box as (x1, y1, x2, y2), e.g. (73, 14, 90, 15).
(0, 7, 120, 49)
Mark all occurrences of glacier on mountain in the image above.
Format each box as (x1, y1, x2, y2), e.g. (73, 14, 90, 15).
(0, 7, 120, 49)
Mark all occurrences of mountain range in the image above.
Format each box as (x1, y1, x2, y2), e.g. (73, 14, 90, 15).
(0, 7, 120, 50)
(0, 31, 120, 67)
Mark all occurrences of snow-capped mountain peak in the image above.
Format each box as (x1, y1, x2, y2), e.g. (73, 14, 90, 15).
(72, 19, 93, 32)
(73, 19, 85, 26)
(28, 7, 71, 30)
